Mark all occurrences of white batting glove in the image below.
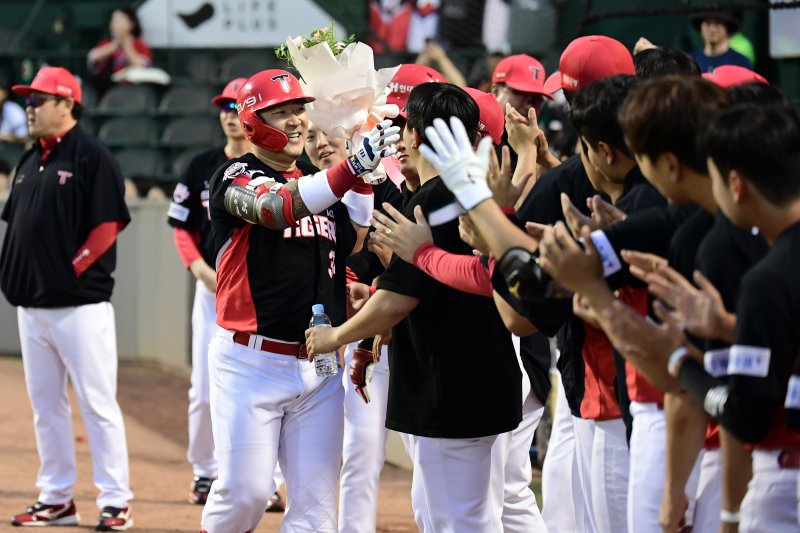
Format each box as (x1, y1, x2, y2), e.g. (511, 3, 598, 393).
(419, 117, 494, 211)
(362, 161, 388, 185)
(348, 119, 401, 177)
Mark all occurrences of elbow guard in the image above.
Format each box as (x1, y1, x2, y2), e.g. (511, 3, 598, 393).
(224, 176, 296, 230)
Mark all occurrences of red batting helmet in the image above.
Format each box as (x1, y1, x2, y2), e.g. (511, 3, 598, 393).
(236, 69, 315, 152)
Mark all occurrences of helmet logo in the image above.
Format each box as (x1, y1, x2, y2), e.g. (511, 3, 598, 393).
(529, 66, 542, 80)
(236, 93, 262, 113)
(270, 74, 292, 93)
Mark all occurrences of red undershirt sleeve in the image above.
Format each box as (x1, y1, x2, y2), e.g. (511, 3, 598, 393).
(412, 242, 494, 298)
(72, 221, 126, 277)
(173, 228, 203, 269)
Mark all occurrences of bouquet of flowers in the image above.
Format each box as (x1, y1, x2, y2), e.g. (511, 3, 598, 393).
(275, 24, 400, 141)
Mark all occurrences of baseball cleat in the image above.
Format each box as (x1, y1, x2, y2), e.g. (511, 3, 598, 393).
(95, 506, 133, 531)
(189, 476, 214, 505)
(265, 492, 284, 513)
(11, 500, 79, 526)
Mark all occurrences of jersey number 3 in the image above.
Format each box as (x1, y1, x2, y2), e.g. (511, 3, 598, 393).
(328, 250, 336, 279)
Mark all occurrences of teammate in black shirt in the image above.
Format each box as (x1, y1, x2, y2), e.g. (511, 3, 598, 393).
(306, 82, 523, 532)
(166, 78, 267, 506)
(2, 66, 134, 529)
(200, 69, 400, 533)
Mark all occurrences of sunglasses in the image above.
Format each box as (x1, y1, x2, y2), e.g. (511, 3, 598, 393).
(25, 94, 63, 108)
(219, 101, 237, 114)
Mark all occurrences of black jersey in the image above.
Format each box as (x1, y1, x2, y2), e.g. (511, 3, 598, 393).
(209, 153, 357, 341)
(516, 154, 597, 225)
(378, 176, 522, 438)
(728, 222, 800, 448)
(0, 125, 130, 307)
(167, 147, 228, 267)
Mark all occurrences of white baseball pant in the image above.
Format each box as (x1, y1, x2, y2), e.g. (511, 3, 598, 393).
(627, 401, 666, 533)
(187, 281, 217, 478)
(489, 336, 547, 532)
(574, 416, 630, 533)
(201, 328, 344, 533)
(541, 375, 584, 532)
(403, 432, 500, 533)
(18, 303, 133, 509)
(338, 342, 390, 533)
(691, 448, 722, 533)
(739, 449, 799, 532)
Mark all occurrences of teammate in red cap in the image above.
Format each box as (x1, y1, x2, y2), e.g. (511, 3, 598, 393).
(702, 64, 768, 87)
(543, 35, 636, 97)
(166, 77, 259, 506)
(491, 54, 552, 116)
(4, 66, 134, 530)
(199, 69, 399, 533)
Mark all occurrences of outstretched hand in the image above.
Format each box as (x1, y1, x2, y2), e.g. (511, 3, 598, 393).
(419, 117, 494, 211)
(371, 203, 433, 263)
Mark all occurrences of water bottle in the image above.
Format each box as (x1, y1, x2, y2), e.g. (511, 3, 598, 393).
(309, 304, 338, 377)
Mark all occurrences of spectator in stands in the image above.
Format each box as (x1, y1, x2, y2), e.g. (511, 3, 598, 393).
(87, 6, 152, 88)
(690, 5, 752, 73)
(0, 83, 28, 143)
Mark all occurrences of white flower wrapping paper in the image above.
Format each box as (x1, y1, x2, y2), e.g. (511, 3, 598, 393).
(286, 38, 400, 141)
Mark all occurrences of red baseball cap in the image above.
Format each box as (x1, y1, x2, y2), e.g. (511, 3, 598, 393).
(212, 77, 247, 106)
(492, 54, 552, 98)
(464, 87, 504, 145)
(543, 36, 635, 94)
(387, 64, 446, 118)
(702, 65, 768, 87)
(12, 66, 82, 104)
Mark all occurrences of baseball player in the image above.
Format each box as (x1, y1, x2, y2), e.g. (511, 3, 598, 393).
(307, 82, 524, 533)
(2, 66, 134, 530)
(667, 104, 800, 532)
(167, 77, 292, 509)
(200, 69, 399, 533)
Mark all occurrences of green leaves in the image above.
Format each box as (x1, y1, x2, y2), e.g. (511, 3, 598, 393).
(274, 22, 357, 65)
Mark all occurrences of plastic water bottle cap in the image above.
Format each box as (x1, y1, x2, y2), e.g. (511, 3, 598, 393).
(312, 304, 325, 314)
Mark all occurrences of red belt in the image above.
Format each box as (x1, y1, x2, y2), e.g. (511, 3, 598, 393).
(778, 449, 800, 469)
(232, 332, 308, 360)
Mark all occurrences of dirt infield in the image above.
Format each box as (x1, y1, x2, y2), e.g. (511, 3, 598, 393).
(0, 356, 416, 532)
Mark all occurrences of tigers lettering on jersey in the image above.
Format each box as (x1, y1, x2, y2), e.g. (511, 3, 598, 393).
(282, 213, 337, 243)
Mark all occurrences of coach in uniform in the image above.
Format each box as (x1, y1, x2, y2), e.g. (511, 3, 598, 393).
(2, 66, 134, 530)
(200, 69, 398, 533)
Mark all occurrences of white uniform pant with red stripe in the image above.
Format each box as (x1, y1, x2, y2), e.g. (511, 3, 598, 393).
(740, 449, 799, 532)
(201, 328, 344, 533)
(18, 303, 133, 510)
(627, 401, 666, 533)
(338, 343, 390, 533)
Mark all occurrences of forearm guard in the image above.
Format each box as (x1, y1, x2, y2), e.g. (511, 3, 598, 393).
(224, 176, 296, 230)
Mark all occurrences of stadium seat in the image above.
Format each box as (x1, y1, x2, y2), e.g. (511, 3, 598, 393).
(158, 86, 217, 115)
(160, 116, 223, 149)
(171, 148, 207, 180)
(218, 52, 282, 82)
(114, 148, 166, 181)
(79, 117, 96, 136)
(185, 53, 219, 84)
(98, 117, 159, 148)
(94, 85, 158, 116)
(80, 83, 98, 109)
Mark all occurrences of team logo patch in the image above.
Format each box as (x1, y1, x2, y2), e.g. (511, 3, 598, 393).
(168, 202, 190, 222)
(785, 376, 800, 410)
(223, 162, 248, 180)
(270, 74, 291, 93)
(57, 170, 73, 185)
(704, 348, 730, 378)
(727, 345, 771, 378)
(173, 183, 190, 203)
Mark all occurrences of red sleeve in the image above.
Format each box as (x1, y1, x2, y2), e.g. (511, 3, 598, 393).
(173, 228, 203, 269)
(412, 243, 493, 297)
(133, 38, 153, 65)
(72, 221, 125, 277)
